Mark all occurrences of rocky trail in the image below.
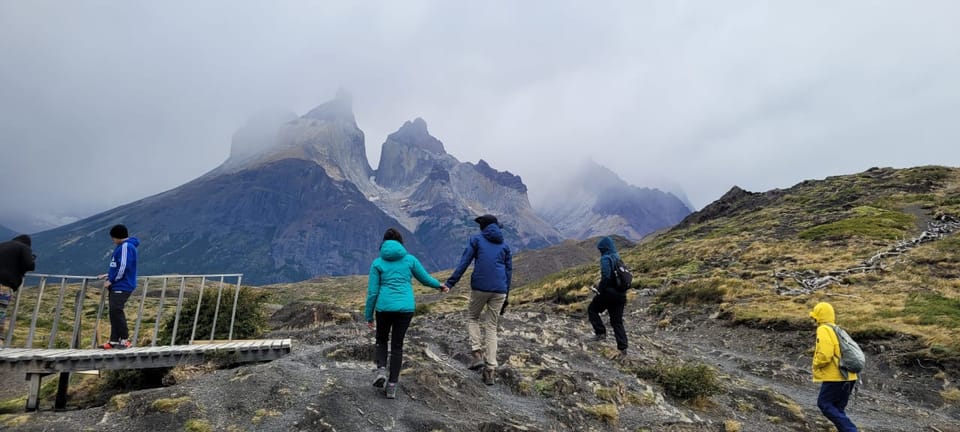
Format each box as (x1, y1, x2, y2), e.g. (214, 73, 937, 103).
(11, 290, 960, 432)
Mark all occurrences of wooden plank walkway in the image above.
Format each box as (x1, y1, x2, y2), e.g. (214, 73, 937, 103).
(0, 338, 292, 410)
(0, 339, 292, 373)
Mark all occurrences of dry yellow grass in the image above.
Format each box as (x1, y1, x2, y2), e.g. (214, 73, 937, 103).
(150, 396, 193, 413)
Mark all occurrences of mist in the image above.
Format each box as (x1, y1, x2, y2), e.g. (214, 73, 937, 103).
(2, 1, 959, 232)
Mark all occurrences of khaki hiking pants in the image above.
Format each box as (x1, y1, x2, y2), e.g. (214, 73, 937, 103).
(467, 290, 507, 368)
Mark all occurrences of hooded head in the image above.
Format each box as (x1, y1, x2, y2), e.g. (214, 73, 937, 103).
(597, 236, 617, 255)
(12, 234, 31, 246)
(809, 302, 836, 325)
(379, 239, 408, 262)
(474, 214, 499, 230)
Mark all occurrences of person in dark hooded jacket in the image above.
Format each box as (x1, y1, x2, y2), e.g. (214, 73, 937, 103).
(587, 236, 628, 355)
(0, 234, 35, 344)
(0, 235, 35, 291)
(444, 214, 513, 385)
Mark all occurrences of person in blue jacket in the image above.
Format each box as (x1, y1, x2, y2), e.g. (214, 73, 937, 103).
(443, 214, 513, 385)
(97, 224, 139, 349)
(365, 228, 446, 399)
(587, 236, 628, 356)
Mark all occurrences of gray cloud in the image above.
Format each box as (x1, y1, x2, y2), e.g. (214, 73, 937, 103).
(2, 1, 959, 230)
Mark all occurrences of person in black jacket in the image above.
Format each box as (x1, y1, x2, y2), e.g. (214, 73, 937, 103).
(587, 236, 628, 356)
(0, 234, 36, 344)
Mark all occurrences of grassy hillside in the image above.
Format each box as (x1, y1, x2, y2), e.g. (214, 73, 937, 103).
(514, 165, 960, 361)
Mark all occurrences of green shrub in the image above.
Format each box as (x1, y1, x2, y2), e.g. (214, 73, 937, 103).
(656, 280, 725, 305)
(647, 303, 666, 316)
(656, 362, 723, 400)
(102, 368, 169, 392)
(904, 292, 960, 328)
(414, 302, 433, 316)
(158, 287, 268, 345)
(799, 206, 913, 241)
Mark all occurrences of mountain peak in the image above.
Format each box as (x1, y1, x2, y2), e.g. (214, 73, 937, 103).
(375, 118, 450, 188)
(303, 90, 355, 124)
(387, 117, 444, 155)
(475, 160, 526, 193)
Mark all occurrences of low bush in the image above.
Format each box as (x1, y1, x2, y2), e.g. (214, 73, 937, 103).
(656, 362, 723, 400)
(656, 279, 725, 305)
(157, 287, 268, 345)
(635, 360, 723, 401)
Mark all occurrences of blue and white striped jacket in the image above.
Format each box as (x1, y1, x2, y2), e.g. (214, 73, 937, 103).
(108, 237, 139, 292)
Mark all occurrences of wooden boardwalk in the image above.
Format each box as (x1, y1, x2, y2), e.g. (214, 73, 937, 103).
(3, 273, 294, 411)
(0, 338, 292, 410)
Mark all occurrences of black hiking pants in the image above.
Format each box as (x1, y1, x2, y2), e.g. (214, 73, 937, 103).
(108, 290, 132, 343)
(588, 294, 628, 351)
(375, 311, 414, 384)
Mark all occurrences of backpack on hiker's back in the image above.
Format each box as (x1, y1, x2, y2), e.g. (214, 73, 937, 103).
(827, 323, 865, 378)
(610, 256, 633, 292)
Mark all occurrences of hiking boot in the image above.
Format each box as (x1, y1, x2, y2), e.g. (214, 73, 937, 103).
(101, 341, 118, 350)
(117, 339, 132, 350)
(468, 350, 485, 370)
(482, 367, 496, 386)
(617, 349, 628, 358)
(372, 367, 387, 388)
(385, 382, 398, 399)
(587, 333, 606, 343)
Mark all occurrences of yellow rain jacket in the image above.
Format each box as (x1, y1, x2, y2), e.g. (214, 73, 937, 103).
(810, 302, 858, 382)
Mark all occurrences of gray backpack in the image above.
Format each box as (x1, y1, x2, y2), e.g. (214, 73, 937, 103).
(827, 323, 865, 377)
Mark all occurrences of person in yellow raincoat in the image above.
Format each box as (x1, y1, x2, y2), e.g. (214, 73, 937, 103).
(810, 302, 859, 432)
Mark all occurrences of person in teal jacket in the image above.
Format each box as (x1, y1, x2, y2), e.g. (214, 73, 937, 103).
(365, 228, 446, 399)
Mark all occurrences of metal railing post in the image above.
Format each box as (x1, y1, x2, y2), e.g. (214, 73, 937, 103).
(170, 277, 187, 346)
(189, 276, 207, 344)
(26, 276, 47, 348)
(209, 277, 225, 341)
(70, 279, 88, 349)
(131, 278, 150, 347)
(151, 277, 169, 347)
(4, 282, 24, 346)
(228, 276, 243, 340)
(48, 277, 69, 348)
(92, 281, 108, 349)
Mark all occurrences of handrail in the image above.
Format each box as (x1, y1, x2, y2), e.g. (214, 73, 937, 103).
(2, 273, 245, 349)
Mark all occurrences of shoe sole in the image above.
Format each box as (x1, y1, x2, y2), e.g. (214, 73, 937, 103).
(468, 363, 485, 371)
(373, 376, 386, 388)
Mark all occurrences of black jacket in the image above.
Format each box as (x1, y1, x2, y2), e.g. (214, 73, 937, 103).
(0, 238, 35, 290)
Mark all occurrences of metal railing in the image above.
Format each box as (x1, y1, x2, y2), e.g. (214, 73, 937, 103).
(2, 273, 244, 349)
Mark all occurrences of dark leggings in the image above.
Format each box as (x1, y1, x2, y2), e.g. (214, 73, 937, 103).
(108, 290, 132, 342)
(587, 294, 628, 351)
(375, 311, 414, 383)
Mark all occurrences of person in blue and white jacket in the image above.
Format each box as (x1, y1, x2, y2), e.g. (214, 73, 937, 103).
(98, 224, 139, 349)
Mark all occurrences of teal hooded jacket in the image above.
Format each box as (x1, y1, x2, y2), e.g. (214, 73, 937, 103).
(365, 240, 442, 322)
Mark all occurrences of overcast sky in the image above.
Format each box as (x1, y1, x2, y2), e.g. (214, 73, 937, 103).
(2, 1, 959, 231)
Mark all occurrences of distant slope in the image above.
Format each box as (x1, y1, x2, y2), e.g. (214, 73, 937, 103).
(510, 236, 634, 287)
(0, 224, 16, 239)
(537, 160, 691, 240)
(32, 159, 431, 284)
(617, 166, 960, 359)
